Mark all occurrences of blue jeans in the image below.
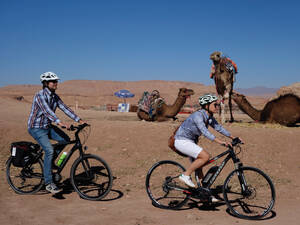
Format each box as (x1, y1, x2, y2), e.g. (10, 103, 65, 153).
(28, 126, 70, 185)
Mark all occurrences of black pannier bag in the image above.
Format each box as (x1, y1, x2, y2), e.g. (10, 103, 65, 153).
(10, 141, 40, 167)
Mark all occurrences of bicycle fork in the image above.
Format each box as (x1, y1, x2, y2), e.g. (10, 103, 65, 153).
(81, 158, 92, 177)
(234, 161, 250, 196)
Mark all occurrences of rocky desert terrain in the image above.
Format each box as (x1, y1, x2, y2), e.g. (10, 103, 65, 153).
(0, 80, 299, 225)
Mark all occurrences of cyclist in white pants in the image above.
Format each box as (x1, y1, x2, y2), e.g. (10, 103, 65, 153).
(174, 94, 237, 190)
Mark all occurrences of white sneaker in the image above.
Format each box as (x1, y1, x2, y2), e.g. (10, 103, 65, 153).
(179, 174, 196, 188)
(45, 183, 62, 194)
(211, 196, 221, 203)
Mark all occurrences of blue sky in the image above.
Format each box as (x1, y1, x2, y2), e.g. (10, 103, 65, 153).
(0, 0, 299, 88)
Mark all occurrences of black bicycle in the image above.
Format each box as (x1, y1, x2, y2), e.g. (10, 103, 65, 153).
(145, 138, 276, 220)
(6, 124, 113, 201)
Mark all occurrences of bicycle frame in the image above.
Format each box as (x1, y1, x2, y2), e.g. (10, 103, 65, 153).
(32, 125, 88, 175)
(200, 147, 243, 189)
(164, 145, 245, 198)
(54, 140, 83, 173)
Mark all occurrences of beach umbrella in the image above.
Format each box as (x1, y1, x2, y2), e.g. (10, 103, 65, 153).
(114, 89, 135, 103)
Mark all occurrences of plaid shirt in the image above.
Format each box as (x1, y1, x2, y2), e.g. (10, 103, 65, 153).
(175, 109, 231, 142)
(28, 88, 80, 129)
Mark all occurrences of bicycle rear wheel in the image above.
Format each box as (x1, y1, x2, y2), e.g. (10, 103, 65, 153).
(6, 157, 44, 194)
(145, 160, 190, 209)
(223, 166, 276, 219)
(70, 154, 113, 201)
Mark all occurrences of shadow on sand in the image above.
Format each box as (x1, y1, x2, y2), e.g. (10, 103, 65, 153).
(51, 176, 123, 201)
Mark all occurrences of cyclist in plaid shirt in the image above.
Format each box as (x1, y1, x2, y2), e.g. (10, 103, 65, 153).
(28, 72, 85, 194)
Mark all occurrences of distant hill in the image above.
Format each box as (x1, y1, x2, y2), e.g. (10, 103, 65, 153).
(0, 80, 214, 107)
(1, 80, 290, 108)
(235, 86, 278, 97)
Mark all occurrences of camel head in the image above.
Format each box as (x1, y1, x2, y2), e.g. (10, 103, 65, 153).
(178, 88, 195, 98)
(232, 92, 248, 103)
(210, 51, 222, 62)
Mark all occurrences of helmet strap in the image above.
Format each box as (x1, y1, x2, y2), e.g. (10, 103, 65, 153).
(42, 81, 48, 89)
(204, 103, 210, 111)
(206, 103, 214, 115)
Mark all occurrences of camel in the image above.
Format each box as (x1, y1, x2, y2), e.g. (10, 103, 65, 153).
(137, 88, 194, 122)
(232, 92, 300, 126)
(210, 51, 236, 123)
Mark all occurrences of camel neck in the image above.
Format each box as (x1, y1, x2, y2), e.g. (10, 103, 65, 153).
(160, 95, 187, 117)
(233, 97, 261, 121)
(173, 95, 187, 107)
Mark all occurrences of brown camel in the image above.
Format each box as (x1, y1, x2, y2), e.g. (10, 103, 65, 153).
(232, 92, 300, 126)
(137, 88, 194, 122)
(210, 51, 236, 123)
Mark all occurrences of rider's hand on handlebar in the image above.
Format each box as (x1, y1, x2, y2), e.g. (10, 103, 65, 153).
(215, 138, 231, 148)
(238, 137, 244, 144)
(222, 141, 232, 148)
(232, 137, 244, 145)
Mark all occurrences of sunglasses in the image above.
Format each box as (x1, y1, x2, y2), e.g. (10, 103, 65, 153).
(213, 103, 220, 107)
(49, 80, 58, 83)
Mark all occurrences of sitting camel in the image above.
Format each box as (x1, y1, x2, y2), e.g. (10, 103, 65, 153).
(137, 88, 194, 122)
(210, 51, 237, 123)
(232, 92, 300, 126)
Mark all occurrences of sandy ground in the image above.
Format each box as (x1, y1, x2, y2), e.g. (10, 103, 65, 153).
(0, 95, 300, 225)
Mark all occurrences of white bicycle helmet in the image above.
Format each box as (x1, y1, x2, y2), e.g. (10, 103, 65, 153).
(40, 72, 60, 82)
(199, 94, 218, 106)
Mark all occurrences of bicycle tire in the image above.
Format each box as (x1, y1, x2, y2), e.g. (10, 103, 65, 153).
(223, 166, 276, 219)
(145, 160, 190, 209)
(6, 157, 44, 194)
(70, 154, 113, 201)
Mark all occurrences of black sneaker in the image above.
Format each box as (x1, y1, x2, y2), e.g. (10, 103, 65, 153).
(45, 183, 62, 194)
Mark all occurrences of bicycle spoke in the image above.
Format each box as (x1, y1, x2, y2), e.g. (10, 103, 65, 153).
(71, 155, 112, 200)
(145, 160, 190, 209)
(223, 167, 275, 219)
(6, 158, 44, 194)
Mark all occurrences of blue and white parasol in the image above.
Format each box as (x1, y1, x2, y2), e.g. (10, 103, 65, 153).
(114, 89, 135, 103)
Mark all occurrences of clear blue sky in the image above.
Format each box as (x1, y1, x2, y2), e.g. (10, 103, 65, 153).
(0, 0, 299, 88)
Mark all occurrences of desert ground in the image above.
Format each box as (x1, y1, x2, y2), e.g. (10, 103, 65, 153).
(0, 81, 300, 225)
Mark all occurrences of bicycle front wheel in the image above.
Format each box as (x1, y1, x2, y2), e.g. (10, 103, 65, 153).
(145, 160, 190, 209)
(70, 154, 113, 201)
(6, 157, 44, 194)
(223, 166, 276, 219)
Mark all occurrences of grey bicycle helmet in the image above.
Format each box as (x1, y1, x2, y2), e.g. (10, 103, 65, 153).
(199, 94, 218, 106)
(40, 72, 60, 82)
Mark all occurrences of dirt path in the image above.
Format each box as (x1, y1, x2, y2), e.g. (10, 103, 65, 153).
(0, 188, 299, 225)
(0, 102, 300, 225)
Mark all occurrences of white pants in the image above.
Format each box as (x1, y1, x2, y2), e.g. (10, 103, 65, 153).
(174, 139, 203, 159)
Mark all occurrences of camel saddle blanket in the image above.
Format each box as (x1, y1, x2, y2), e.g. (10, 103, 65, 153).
(210, 57, 238, 79)
(221, 57, 238, 74)
(138, 91, 164, 117)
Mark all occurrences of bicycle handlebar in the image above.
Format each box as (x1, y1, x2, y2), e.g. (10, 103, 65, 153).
(222, 137, 243, 148)
(231, 137, 243, 147)
(60, 123, 90, 131)
(69, 123, 90, 131)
